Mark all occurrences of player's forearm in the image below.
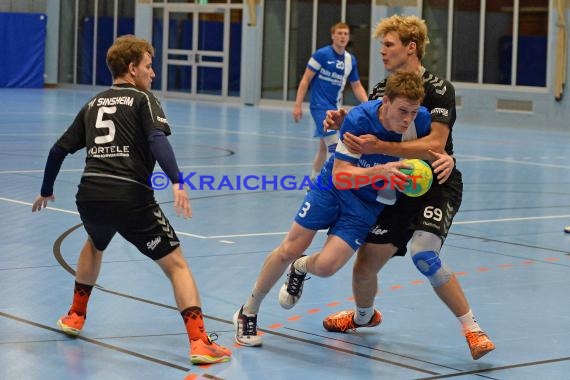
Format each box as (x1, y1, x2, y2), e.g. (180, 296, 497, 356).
(294, 81, 310, 107)
(351, 81, 369, 103)
(374, 138, 442, 160)
(40, 144, 69, 196)
(356, 87, 368, 103)
(374, 123, 448, 159)
(148, 130, 181, 184)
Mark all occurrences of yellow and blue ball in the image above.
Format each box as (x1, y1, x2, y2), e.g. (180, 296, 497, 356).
(398, 159, 433, 197)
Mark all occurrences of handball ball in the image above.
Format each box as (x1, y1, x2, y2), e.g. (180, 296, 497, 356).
(398, 159, 433, 197)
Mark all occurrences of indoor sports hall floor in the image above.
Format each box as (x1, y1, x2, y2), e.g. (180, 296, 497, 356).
(1, 88, 569, 380)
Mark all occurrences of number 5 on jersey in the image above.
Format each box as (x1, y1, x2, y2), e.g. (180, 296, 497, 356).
(94, 106, 116, 144)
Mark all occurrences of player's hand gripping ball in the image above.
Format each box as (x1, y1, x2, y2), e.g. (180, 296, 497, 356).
(398, 159, 433, 197)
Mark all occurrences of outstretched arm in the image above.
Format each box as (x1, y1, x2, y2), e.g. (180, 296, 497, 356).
(32, 144, 69, 212)
(323, 108, 348, 132)
(292, 68, 316, 123)
(350, 80, 369, 103)
(343, 122, 449, 159)
(148, 130, 192, 219)
(324, 80, 371, 132)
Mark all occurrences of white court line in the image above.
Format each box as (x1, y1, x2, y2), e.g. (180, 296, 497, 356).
(0, 197, 208, 239)
(207, 231, 293, 239)
(0, 162, 313, 175)
(455, 154, 570, 169)
(205, 214, 570, 239)
(176, 231, 209, 239)
(0, 197, 80, 215)
(0, 122, 312, 141)
(3, 195, 570, 240)
(0, 169, 84, 174)
(169, 127, 313, 142)
(3, 154, 570, 176)
(454, 214, 570, 225)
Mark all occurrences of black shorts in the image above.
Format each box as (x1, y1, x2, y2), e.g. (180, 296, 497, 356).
(366, 168, 463, 256)
(76, 201, 180, 260)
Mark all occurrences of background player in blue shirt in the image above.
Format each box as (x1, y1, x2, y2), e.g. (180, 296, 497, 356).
(234, 71, 428, 347)
(292, 22, 369, 182)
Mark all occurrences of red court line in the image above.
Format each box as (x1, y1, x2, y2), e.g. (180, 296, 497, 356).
(270, 258, 563, 331)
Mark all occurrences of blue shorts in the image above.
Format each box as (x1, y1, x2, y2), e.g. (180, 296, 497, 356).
(294, 186, 383, 250)
(310, 108, 337, 138)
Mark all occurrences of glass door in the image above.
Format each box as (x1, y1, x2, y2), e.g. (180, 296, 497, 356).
(163, 6, 229, 98)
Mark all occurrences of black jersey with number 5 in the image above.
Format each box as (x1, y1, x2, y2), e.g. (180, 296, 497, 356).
(56, 83, 171, 202)
(368, 69, 456, 155)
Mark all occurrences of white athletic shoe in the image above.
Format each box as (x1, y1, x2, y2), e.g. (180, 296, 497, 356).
(278, 259, 307, 309)
(233, 306, 262, 347)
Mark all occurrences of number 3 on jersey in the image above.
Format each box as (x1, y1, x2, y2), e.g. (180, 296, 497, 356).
(94, 106, 117, 144)
(298, 201, 311, 218)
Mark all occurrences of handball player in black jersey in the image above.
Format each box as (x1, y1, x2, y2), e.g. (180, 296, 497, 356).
(31, 35, 230, 365)
(322, 15, 495, 360)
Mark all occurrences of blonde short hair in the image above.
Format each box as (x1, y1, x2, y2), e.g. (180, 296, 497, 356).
(373, 15, 429, 60)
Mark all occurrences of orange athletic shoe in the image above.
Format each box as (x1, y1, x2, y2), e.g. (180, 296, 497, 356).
(57, 312, 85, 336)
(190, 335, 231, 365)
(465, 330, 495, 360)
(322, 309, 382, 333)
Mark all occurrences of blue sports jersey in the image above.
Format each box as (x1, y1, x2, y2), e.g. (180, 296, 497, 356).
(318, 100, 431, 205)
(307, 45, 360, 110)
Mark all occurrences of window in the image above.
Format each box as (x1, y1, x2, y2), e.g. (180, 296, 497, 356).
(58, 0, 135, 85)
(422, 0, 549, 87)
(262, 0, 372, 104)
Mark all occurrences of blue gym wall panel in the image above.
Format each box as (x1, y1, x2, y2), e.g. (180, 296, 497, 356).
(0, 13, 47, 88)
(79, 17, 135, 85)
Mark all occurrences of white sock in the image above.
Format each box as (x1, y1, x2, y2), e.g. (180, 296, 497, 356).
(293, 256, 309, 274)
(243, 285, 268, 315)
(458, 309, 481, 332)
(354, 306, 375, 325)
